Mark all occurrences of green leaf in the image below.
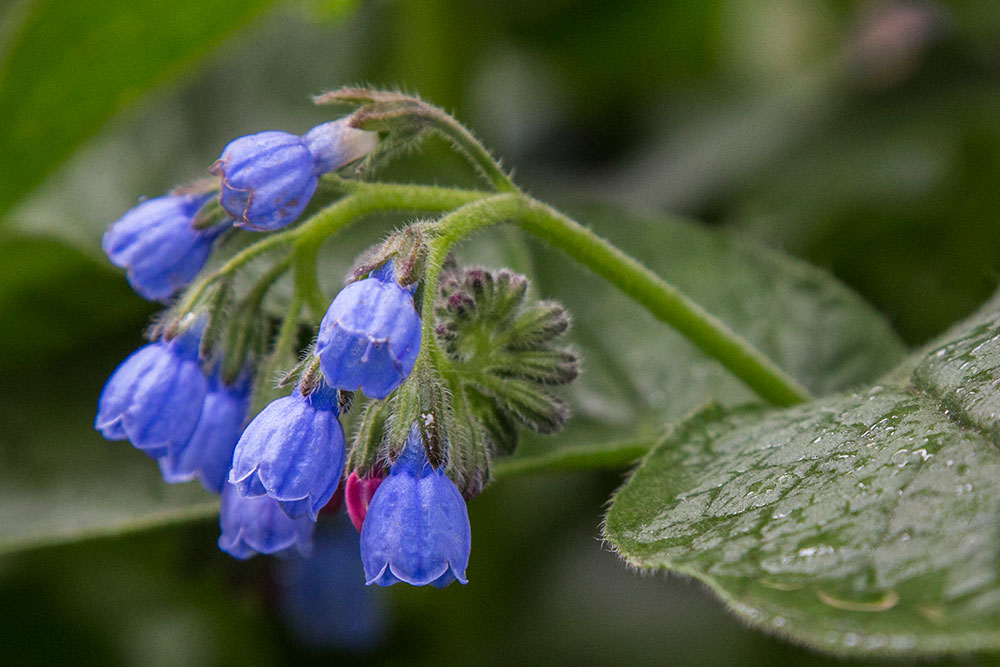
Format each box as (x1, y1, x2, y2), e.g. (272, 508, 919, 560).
(604, 288, 1000, 656)
(0, 0, 283, 221)
(0, 232, 219, 555)
(500, 205, 905, 465)
(0, 233, 150, 367)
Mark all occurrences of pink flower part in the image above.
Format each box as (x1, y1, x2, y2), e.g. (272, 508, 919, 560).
(345, 471, 384, 532)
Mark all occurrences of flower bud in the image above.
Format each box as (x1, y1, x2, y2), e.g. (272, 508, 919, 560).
(345, 471, 384, 532)
(302, 119, 379, 173)
(212, 130, 317, 232)
(212, 118, 377, 232)
(102, 193, 223, 302)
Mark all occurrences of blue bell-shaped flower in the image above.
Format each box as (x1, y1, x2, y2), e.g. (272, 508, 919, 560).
(316, 262, 421, 400)
(158, 370, 251, 494)
(360, 426, 471, 587)
(218, 483, 314, 559)
(213, 130, 317, 232)
(95, 325, 208, 460)
(229, 382, 345, 520)
(212, 118, 377, 232)
(102, 193, 223, 302)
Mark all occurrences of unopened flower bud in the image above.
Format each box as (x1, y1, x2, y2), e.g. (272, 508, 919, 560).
(102, 193, 224, 302)
(212, 118, 377, 231)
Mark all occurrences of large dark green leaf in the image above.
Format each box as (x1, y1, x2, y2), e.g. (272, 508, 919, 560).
(0, 0, 283, 221)
(605, 289, 1000, 656)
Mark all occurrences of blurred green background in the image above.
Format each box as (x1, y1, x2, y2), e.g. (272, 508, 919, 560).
(2, 0, 999, 664)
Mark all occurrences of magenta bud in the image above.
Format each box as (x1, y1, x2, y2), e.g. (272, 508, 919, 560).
(345, 471, 385, 532)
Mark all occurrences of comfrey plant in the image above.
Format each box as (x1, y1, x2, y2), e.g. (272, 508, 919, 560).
(95, 88, 809, 589)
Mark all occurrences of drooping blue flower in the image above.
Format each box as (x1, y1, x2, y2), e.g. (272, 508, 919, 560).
(316, 262, 421, 400)
(360, 426, 471, 588)
(229, 382, 345, 520)
(95, 325, 207, 460)
(213, 131, 317, 232)
(218, 482, 314, 559)
(212, 118, 377, 232)
(102, 193, 223, 302)
(158, 371, 251, 494)
(276, 517, 386, 652)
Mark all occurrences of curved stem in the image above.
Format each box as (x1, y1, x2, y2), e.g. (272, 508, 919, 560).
(291, 182, 491, 318)
(418, 107, 518, 193)
(180, 182, 490, 321)
(424, 194, 811, 407)
(292, 244, 327, 319)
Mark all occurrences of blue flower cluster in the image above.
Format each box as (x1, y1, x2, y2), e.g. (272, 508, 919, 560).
(96, 115, 473, 590)
(103, 118, 376, 304)
(97, 260, 469, 584)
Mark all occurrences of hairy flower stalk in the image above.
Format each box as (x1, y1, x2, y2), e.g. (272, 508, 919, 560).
(94, 88, 809, 595)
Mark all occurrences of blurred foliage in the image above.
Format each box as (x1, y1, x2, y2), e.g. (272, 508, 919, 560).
(1, 0, 999, 664)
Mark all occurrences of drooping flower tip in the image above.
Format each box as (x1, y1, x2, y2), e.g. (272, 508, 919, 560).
(95, 325, 207, 460)
(316, 262, 422, 400)
(102, 193, 222, 302)
(218, 483, 314, 560)
(229, 382, 346, 520)
(212, 118, 377, 232)
(360, 427, 471, 588)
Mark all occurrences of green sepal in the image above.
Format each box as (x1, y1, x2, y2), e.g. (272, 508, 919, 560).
(219, 309, 262, 385)
(466, 386, 519, 457)
(348, 399, 390, 476)
(196, 276, 234, 364)
(386, 361, 454, 468)
(477, 375, 569, 434)
(487, 347, 579, 386)
(502, 301, 569, 350)
(448, 390, 493, 498)
(348, 222, 430, 286)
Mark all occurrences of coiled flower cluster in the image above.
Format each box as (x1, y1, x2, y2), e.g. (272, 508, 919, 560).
(94, 89, 580, 589)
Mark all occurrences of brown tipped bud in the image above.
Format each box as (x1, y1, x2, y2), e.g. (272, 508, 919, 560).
(447, 291, 476, 318)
